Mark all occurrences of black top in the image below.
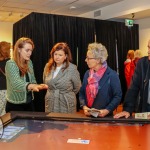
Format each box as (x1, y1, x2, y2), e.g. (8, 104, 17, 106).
(0, 58, 9, 90)
(26, 73, 32, 103)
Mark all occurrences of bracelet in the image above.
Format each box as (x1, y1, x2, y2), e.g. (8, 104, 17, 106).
(26, 83, 31, 91)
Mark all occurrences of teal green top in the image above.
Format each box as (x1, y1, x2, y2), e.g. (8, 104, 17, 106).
(5, 59, 37, 104)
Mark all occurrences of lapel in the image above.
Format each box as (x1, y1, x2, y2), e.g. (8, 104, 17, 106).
(51, 63, 68, 83)
(98, 67, 110, 90)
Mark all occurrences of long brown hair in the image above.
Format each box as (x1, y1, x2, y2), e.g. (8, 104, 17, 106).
(45, 42, 72, 75)
(0, 41, 11, 61)
(13, 37, 34, 76)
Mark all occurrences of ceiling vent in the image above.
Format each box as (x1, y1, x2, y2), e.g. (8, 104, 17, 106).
(94, 10, 101, 17)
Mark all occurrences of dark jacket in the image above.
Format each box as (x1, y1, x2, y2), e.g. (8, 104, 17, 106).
(123, 56, 150, 113)
(0, 58, 9, 90)
(79, 67, 122, 113)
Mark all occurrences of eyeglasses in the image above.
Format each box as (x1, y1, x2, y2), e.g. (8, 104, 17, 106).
(85, 57, 97, 61)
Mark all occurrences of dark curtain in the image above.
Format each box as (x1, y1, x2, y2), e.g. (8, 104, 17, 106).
(95, 20, 117, 70)
(13, 12, 139, 111)
(53, 15, 77, 64)
(114, 22, 139, 101)
(77, 17, 95, 80)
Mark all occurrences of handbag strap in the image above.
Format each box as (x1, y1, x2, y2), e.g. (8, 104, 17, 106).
(0, 67, 5, 76)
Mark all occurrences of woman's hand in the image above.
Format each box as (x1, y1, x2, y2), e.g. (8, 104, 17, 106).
(113, 111, 130, 119)
(38, 84, 48, 90)
(83, 106, 91, 116)
(28, 84, 48, 92)
(98, 109, 109, 117)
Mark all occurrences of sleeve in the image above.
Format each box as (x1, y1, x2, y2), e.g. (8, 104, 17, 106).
(105, 71, 122, 112)
(5, 61, 29, 92)
(71, 65, 81, 94)
(79, 71, 89, 107)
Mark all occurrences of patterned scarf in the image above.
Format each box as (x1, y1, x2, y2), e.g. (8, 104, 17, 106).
(86, 61, 107, 107)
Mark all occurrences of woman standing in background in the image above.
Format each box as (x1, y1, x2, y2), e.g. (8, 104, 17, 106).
(0, 41, 11, 116)
(134, 49, 142, 66)
(124, 50, 135, 88)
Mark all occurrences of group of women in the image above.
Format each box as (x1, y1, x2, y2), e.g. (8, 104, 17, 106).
(0, 37, 123, 117)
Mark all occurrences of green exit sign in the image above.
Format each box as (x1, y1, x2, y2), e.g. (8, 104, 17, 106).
(125, 19, 134, 27)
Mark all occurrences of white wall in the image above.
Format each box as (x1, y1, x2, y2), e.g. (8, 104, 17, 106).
(0, 21, 13, 44)
(135, 18, 150, 57)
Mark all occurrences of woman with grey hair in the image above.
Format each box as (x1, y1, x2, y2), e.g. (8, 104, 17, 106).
(79, 42, 122, 117)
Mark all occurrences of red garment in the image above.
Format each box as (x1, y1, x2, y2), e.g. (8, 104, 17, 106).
(124, 59, 135, 88)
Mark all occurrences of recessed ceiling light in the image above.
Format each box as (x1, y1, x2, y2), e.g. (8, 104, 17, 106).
(70, 6, 76, 9)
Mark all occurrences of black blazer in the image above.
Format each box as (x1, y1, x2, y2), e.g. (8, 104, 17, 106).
(123, 56, 150, 113)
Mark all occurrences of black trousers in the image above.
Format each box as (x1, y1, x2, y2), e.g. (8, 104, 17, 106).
(6, 101, 34, 113)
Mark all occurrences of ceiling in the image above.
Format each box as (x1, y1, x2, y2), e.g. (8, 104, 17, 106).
(115, 9, 150, 20)
(0, 0, 150, 23)
(0, 0, 124, 22)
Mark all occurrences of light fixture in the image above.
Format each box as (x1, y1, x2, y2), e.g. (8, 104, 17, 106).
(132, 13, 135, 19)
(70, 6, 76, 9)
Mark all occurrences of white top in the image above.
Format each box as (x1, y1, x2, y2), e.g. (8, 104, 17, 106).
(53, 66, 62, 79)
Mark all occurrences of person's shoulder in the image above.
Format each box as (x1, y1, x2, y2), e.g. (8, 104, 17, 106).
(137, 56, 148, 65)
(68, 63, 77, 70)
(106, 67, 118, 77)
(106, 67, 115, 72)
(43, 62, 49, 68)
(6, 59, 15, 64)
(6, 59, 18, 70)
(83, 70, 90, 78)
(138, 56, 147, 62)
(124, 58, 131, 64)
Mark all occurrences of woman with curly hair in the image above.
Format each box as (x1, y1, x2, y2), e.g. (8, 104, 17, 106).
(79, 42, 122, 117)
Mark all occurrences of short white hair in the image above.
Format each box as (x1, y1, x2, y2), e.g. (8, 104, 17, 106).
(87, 42, 108, 63)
